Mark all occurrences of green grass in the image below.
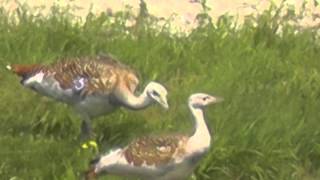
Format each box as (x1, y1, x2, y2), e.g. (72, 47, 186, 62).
(1, 3, 320, 180)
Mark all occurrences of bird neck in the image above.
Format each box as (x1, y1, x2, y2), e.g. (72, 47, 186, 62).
(188, 104, 211, 150)
(120, 87, 153, 110)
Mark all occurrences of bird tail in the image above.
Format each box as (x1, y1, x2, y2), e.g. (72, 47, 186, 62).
(5, 64, 43, 77)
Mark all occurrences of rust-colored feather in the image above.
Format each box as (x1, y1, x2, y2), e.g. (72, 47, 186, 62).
(8, 64, 44, 77)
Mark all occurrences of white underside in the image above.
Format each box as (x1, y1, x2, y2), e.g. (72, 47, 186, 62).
(23, 72, 117, 118)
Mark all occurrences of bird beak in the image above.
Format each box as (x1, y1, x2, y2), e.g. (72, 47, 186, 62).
(159, 98, 169, 110)
(212, 96, 224, 104)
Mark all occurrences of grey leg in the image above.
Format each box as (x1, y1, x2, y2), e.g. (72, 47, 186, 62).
(80, 114, 93, 141)
(78, 113, 99, 151)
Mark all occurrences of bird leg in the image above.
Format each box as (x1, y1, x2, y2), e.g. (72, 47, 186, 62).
(81, 119, 93, 140)
(79, 114, 98, 150)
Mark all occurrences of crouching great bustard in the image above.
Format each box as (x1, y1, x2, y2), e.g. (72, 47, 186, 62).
(85, 93, 223, 180)
(6, 55, 169, 146)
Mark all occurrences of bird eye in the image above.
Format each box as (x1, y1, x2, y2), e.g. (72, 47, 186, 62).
(152, 90, 160, 96)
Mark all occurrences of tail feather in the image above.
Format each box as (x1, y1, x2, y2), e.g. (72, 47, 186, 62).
(6, 64, 43, 77)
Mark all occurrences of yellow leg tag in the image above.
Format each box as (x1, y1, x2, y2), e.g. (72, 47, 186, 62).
(81, 141, 98, 151)
(88, 141, 98, 149)
(81, 143, 89, 149)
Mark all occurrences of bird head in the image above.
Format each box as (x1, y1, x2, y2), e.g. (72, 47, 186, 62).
(189, 93, 223, 109)
(145, 81, 169, 109)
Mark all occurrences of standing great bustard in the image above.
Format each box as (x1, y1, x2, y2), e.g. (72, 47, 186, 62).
(6, 55, 169, 144)
(85, 93, 223, 180)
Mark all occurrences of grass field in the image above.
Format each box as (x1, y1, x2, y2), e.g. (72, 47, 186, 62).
(1, 3, 320, 180)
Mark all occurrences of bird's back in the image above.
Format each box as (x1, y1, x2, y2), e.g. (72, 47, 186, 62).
(124, 135, 189, 167)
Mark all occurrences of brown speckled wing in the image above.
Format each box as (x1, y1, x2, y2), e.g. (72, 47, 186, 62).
(49, 55, 139, 96)
(124, 135, 188, 167)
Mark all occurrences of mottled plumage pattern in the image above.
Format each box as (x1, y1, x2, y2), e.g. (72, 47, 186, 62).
(52, 57, 113, 96)
(124, 135, 188, 167)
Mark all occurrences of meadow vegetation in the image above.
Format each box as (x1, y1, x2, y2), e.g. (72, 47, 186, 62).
(0, 1, 320, 180)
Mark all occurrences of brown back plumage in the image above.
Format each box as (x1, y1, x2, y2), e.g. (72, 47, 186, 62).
(49, 55, 139, 96)
(124, 135, 188, 167)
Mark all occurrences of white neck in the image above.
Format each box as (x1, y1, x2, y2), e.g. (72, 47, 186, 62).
(119, 87, 153, 110)
(187, 104, 211, 151)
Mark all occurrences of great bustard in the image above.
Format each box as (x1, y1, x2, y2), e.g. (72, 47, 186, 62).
(85, 93, 223, 180)
(6, 55, 169, 145)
